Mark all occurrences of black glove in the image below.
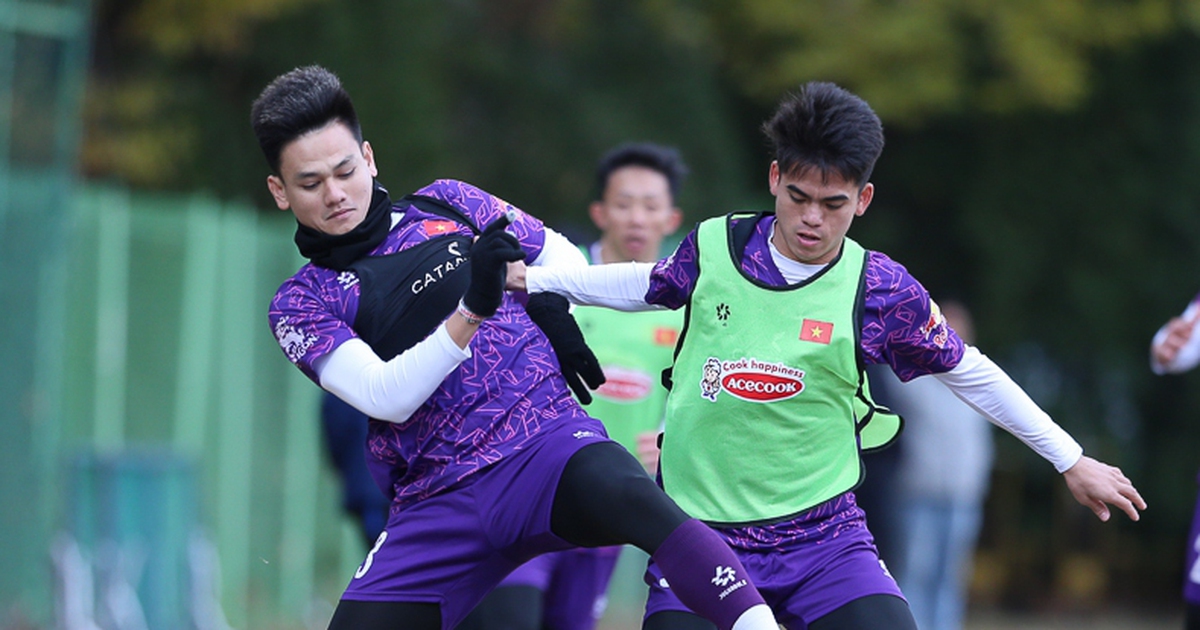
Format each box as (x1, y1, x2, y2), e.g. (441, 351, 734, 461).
(526, 292, 606, 404)
(462, 215, 526, 317)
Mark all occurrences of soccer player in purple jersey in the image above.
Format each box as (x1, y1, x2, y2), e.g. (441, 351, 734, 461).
(514, 81, 1146, 630)
(252, 65, 779, 630)
(1150, 294, 1200, 630)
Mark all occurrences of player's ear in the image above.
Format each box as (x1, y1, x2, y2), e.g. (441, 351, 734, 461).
(665, 206, 684, 235)
(768, 161, 781, 195)
(362, 140, 378, 178)
(588, 200, 607, 230)
(855, 183, 874, 216)
(267, 175, 289, 211)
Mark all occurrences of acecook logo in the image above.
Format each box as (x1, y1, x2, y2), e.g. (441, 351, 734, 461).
(721, 370, 804, 402)
(701, 357, 805, 403)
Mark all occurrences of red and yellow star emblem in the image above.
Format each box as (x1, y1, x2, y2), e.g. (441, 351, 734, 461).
(799, 319, 833, 344)
(423, 219, 456, 235)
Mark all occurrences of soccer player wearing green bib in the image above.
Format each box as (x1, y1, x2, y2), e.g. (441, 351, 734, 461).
(512, 82, 1146, 630)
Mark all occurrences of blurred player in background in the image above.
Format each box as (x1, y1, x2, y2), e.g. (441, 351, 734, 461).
(461, 142, 686, 630)
(319, 391, 388, 548)
(1150, 294, 1200, 630)
(869, 300, 994, 630)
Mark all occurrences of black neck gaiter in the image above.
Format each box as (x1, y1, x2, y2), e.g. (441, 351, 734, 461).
(293, 182, 394, 270)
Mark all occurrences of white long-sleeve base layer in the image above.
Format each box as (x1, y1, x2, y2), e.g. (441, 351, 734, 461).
(310, 226, 588, 425)
(525, 261, 1083, 474)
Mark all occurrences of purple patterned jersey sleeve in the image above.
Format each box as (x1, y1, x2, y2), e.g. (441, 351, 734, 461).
(741, 216, 788, 284)
(414, 179, 547, 259)
(646, 230, 699, 309)
(646, 216, 773, 308)
(268, 265, 360, 383)
(860, 250, 965, 381)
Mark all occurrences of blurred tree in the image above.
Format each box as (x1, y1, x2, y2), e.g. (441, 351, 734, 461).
(642, 0, 1184, 123)
(82, 0, 322, 186)
(81, 0, 759, 231)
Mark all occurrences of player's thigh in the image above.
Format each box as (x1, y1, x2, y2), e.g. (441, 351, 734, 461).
(808, 594, 916, 630)
(642, 610, 717, 630)
(551, 441, 688, 551)
(327, 600, 441, 630)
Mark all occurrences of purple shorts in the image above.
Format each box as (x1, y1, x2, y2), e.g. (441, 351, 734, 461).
(1185, 478, 1200, 605)
(498, 546, 623, 630)
(341, 419, 610, 629)
(644, 499, 903, 629)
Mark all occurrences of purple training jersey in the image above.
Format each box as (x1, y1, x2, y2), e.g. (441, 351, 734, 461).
(269, 179, 596, 510)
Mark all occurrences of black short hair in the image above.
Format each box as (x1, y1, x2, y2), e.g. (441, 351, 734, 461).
(761, 82, 884, 188)
(251, 65, 363, 175)
(594, 142, 689, 201)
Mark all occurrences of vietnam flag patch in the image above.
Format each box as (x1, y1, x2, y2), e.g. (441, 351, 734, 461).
(799, 319, 834, 344)
(423, 219, 457, 236)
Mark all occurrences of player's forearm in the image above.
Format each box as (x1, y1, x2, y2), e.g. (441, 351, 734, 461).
(316, 327, 469, 423)
(526, 261, 661, 311)
(933, 346, 1083, 472)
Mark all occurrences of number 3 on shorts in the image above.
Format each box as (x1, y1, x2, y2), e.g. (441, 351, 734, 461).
(355, 530, 388, 579)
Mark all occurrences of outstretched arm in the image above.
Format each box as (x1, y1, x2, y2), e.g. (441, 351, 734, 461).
(934, 346, 1146, 522)
(1062, 456, 1146, 522)
(517, 261, 664, 311)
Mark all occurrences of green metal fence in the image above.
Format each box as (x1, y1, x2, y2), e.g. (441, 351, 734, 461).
(4, 182, 367, 628)
(1, 0, 93, 625)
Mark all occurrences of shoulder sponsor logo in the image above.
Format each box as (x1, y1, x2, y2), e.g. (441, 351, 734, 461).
(919, 299, 949, 348)
(336, 271, 359, 289)
(700, 356, 805, 403)
(595, 366, 653, 402)
(274, 316, 317, 363)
